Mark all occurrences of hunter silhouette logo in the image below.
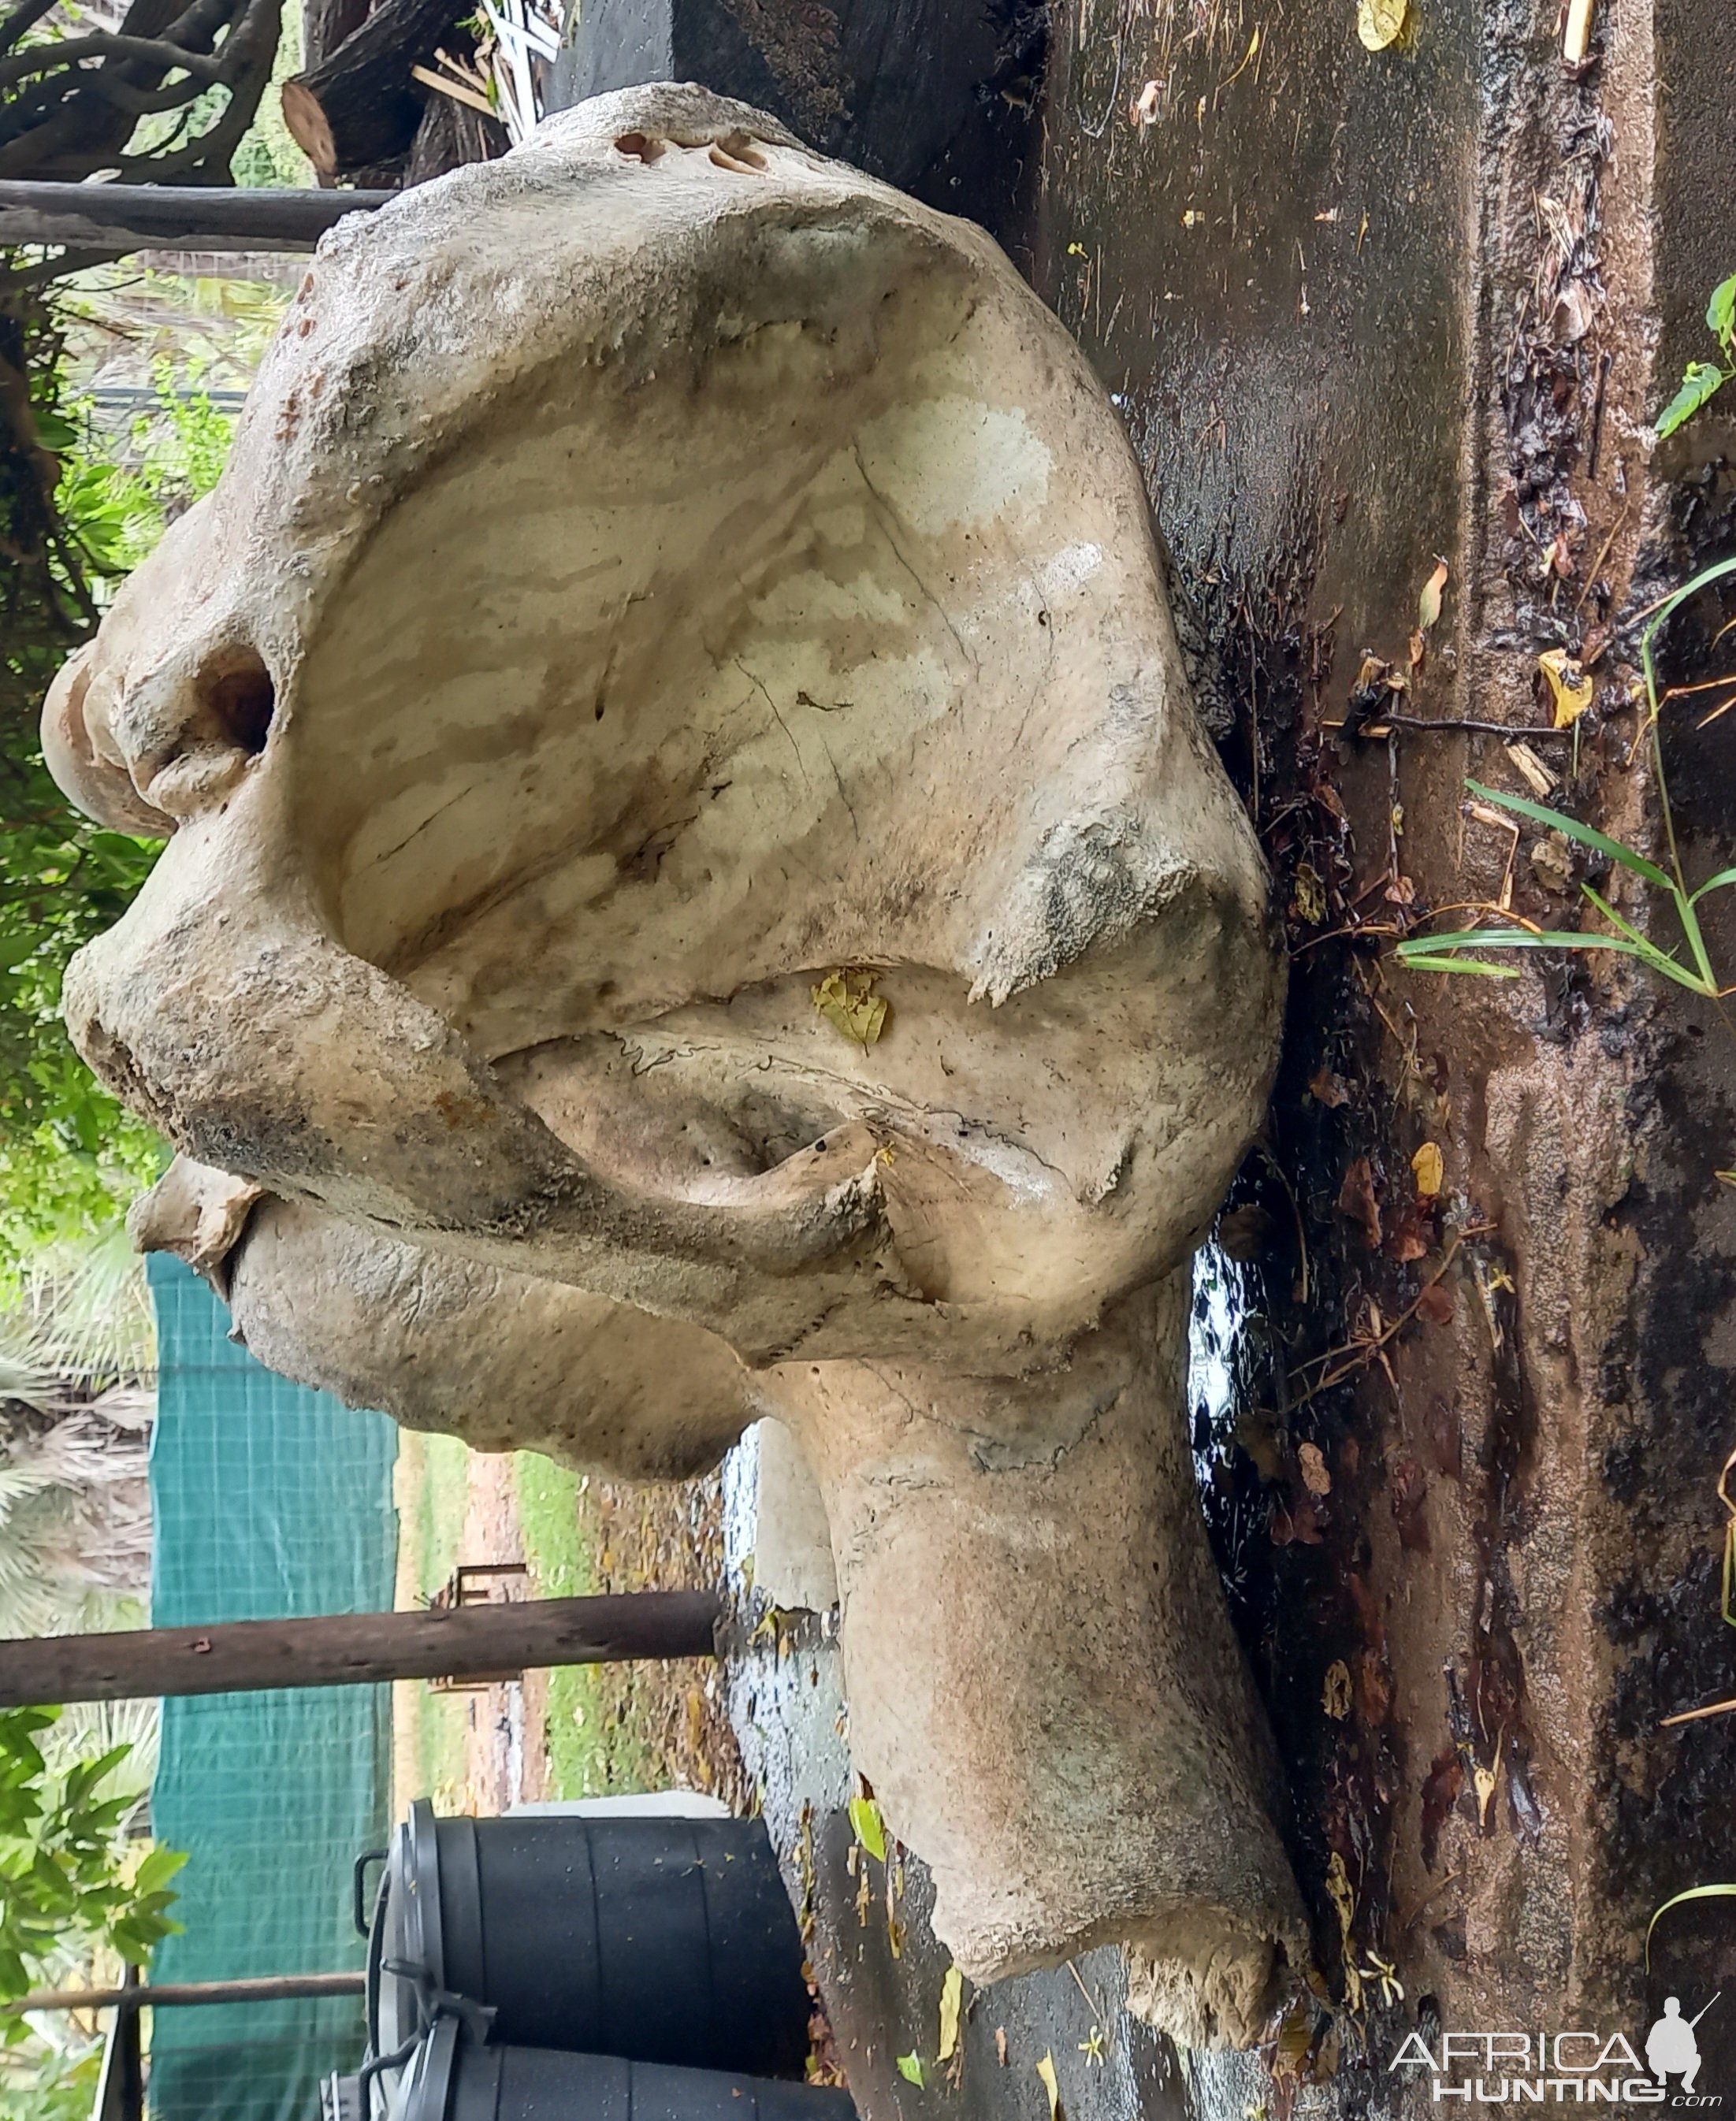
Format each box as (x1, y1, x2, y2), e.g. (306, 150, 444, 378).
(1390, 1997, 1723, 2104)
(1648, 1997, 1720, 2099)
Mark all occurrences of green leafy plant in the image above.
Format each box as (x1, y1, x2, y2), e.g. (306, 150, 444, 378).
(1656, 273, 1736, 439)
(0, 1706, 184, 2024)
(1394, 554, 1736, 993)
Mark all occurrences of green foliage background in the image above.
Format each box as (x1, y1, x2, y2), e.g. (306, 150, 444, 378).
(0, 314, 242, 1279)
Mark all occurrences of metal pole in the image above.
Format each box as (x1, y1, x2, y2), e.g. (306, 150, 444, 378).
(16, 1971, 366, 2015)
(0, 182, 394, 254)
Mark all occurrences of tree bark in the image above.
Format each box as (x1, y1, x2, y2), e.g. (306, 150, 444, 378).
(280, 0, 466, 180)
(0, 180, 392, 251)
(403, 83, 507, 185)
(0, 1592, 720, 1705)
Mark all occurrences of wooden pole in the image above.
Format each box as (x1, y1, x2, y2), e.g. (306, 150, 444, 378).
(13, 1971, 366, 2015)
(0, 182, 394, 254)
(0, 1592, 721, 1707)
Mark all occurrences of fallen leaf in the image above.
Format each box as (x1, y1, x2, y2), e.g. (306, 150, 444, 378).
(1271, 2002, 1314, 2082)
(1325, 1851, 1362, 2011)
(897, 2053, 926, 2087)
(1217, 1202, 1275, 1261)
(1473, 1729, 1505, 1827)
(1309, 1064, 1351, 1108)
(995, 2028, 1009, 2068)
(1386, 1203, 1429, 1262)
(1336, 1156, 1381, 1248)
(1299, 1441, 1332, 1495)
(1036, 2050, 1060, 2121)
(1537, 647, 1593, 727)
(938, 1966, 963, 2063)
(849, 1794, 887, 1863)
(812, 968, 889, 1046)
(1416, 557, 1449, 633)
(1411, 1141, 1444, 1196)
(1290, 860, 1327, 925)
(1359, 1652, 1392, 1723)
(1356, 0, 1406, 48)
(1129, 76, 1164, 126)
(1414, 1280, 1455, 1326)
(1322, 1659, 1353, 1718)
(1530, 830, 1574, 893)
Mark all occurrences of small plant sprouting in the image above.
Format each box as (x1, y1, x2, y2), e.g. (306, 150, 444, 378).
(1393, 554, 1736, 999)
(1656, 273, 1736, 439)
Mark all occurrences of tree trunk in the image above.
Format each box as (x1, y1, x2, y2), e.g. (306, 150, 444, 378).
(1024, 0, 1736, 2106)
(301, 0, 369, 72)
(0, 1591, 720, 1704)
(280, 0, 467, 180)
(403, 78, 507, 184)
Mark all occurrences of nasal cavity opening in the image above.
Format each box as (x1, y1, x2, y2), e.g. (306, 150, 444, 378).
(199, 648, 275, 756)
(614, 132, 666, 163)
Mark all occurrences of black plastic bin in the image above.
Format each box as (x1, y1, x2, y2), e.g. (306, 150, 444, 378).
(366, 1803, 812, 2079)
(396, 2020, 854, 2121)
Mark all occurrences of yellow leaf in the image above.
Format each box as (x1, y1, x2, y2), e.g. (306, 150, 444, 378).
(848, 1794, 887, 1863)
(1474, 1728, 1505, 1826)
(1325, 1851, 1362, 2011)
(938, 1964, 963, 2062)
(1537, 647, 1594, 727)
(812, 968, 888, 1046)
(1036, 2050, 1061, 2121)
(1411, 1141, 1444, 1196)
(1356, 0, 1407, 49)
(1417, 557, 1449, 633)
(1322, 1659, 1352, 1719)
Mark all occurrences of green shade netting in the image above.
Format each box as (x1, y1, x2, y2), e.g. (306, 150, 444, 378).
(146, 1254, 399, 2121)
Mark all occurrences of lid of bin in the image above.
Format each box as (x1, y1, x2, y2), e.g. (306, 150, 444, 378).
(372, 1803, 447, 2059)
(396, 2021, 460, 2121)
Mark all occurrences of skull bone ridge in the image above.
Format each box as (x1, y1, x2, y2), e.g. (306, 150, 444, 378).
(45, 84, 1307, 2046)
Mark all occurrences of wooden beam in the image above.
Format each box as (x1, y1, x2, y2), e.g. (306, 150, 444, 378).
(0, 1592, 720, 1707)
(16, 1971, 366, 2015)
(0, 182, 394, 254)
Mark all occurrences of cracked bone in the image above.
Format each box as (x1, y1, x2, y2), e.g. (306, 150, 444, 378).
(44, 82, 1304, 2045)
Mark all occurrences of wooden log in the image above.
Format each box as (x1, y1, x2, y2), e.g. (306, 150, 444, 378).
(403, 78, 507, 185)
(0, 180, 392, 251)
(302, 0, 370, 72)
(0, 1592, 721, 1707)
(281, 0, 467, 180)
(12, 1971, 366, 2015)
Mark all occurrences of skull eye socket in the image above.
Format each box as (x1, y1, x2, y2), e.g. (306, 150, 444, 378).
(199, 649, 274, 756)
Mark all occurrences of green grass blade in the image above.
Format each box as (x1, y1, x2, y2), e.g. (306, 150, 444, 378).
(1400, 925, 1656, 958)
(1395, 954, 1523, 978)
(1690, 865, 1736, 906)
(1578, 885, 1660, 954)
(1648, 1884, 1736, 1971)
(1641, 555, 1736, 720)
(1465, 780, 1673, 889)
(1578, 886, 1712, 991)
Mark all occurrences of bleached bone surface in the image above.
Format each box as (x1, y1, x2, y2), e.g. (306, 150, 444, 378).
(47, 84, 1302, 2045)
